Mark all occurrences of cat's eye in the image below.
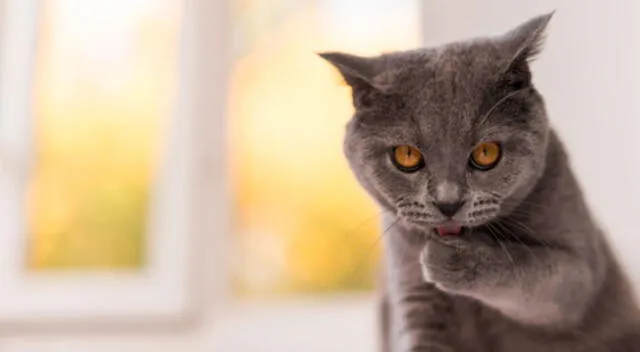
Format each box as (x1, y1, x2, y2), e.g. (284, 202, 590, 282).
(469, 142, 501, 170)
(392, 145, 424, 172)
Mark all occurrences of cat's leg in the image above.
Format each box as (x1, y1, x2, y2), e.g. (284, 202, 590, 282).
(392, 282, 456, 352)
(379, 287, 391, 352)
(420, 233, 598, 328)
(385, 228, 458, 352)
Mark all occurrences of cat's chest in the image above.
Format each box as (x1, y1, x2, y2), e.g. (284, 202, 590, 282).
(461, 301, 607, 352)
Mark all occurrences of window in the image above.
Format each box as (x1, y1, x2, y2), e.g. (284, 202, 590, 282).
(0, 0, 421, 348)
(28, 0, 181, 270)
(0, 0, 190, 324)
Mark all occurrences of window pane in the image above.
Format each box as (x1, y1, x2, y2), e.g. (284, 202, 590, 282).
(230, 0, 420, 296)
(27, 0, 181, 270)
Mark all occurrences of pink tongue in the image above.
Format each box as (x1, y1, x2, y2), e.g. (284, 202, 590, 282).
(436, 224, 462, 236)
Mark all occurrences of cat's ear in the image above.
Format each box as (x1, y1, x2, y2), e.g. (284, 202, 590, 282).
(318, 52, 391, 108)
(499, 12, 554, 89)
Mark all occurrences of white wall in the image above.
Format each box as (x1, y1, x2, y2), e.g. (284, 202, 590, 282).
(423, 0, 640, 287)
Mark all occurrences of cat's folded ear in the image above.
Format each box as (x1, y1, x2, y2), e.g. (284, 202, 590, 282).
(499, 12, 554, 89)
(318, 52, 394, 108)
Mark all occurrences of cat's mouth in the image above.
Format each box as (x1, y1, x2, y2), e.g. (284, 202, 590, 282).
(432, 221, 547, 247)
(434, 223, 465, 236)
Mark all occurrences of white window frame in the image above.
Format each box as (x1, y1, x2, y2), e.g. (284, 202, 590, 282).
(0, 0, 229, 329)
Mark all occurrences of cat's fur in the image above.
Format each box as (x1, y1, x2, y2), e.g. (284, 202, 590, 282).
(320, 13, 640, 352)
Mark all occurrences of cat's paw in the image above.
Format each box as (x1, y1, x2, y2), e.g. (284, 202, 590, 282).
(419, 235, 490, 293)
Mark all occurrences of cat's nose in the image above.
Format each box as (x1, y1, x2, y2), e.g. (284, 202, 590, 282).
(433, 201, 464, 217)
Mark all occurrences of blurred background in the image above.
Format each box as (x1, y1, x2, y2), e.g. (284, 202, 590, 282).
(1, 0, 640, 351)
(29, 0, 418, 292)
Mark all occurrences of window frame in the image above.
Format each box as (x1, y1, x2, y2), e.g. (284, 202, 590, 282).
(0, 0, 229, 330)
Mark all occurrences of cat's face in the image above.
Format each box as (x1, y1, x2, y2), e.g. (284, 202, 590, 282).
(322, 15, 552, 234)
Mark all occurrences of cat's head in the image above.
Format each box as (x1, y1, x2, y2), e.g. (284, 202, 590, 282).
(320, 13, 553, 234)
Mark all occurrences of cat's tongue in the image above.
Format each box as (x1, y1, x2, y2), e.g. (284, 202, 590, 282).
(436, 223, 462, 236)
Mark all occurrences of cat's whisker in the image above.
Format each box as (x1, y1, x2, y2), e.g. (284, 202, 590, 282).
(500, 217, 556, 249)
(489, 196, 560, 249)
(350, 218, 400, 279)
(492, 220, 545, 265)
(485, 194, 548, 216)
(340, 208, 391, 243)
(482, 224, 517, 270)
(485, 191, 549, 213)
(492, 220, 538, 253)
(495, 212, 549, 243)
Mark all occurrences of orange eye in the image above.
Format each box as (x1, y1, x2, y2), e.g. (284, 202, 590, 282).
(470, 142, 501, 170)
(392, 145, 424, 172)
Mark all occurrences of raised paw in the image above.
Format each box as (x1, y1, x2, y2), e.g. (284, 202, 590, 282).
(419, 234, 494, 293)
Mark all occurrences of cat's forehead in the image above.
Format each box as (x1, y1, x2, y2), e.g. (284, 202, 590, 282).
(392, 42, 507, 100)
(385, 43, 508, 138)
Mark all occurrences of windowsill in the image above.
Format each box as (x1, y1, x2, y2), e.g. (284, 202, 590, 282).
(208, 293, 376, 352)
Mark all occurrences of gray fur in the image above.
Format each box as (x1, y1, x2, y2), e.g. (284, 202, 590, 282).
(320, 13, 640, 352)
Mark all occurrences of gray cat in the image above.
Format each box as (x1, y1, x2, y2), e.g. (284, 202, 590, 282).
(320, 13, 640, 352)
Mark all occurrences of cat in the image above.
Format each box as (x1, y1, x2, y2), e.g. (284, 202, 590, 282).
(320, 13, 640, 352)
